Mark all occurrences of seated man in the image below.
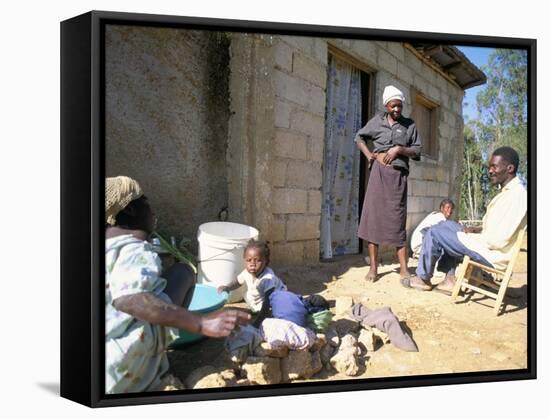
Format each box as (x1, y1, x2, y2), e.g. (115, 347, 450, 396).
(402, 147, 527, 294)
(410, 198, 455, 258)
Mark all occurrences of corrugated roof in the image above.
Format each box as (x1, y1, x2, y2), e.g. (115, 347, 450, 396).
(411, 44, 487, 90)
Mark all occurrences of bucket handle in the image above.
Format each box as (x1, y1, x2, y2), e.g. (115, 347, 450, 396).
(197, 245, 244, 264)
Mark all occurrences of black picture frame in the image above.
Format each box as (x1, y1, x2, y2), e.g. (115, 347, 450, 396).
(60, 10, 536, 407)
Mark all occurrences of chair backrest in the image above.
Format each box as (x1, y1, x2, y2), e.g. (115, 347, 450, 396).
(502, 225, 527, 277)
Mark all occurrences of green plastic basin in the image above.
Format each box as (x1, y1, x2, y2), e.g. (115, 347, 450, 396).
(169, 284, 228, 348)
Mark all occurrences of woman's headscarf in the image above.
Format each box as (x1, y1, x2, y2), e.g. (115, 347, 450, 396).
(105, 176, 143, 226)
(382, 85, 405, 105)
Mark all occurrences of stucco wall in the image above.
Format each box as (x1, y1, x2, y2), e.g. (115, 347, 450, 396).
(105, 25, 230, 246)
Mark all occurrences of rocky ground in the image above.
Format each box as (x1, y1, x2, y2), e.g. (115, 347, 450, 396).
(167, 236, 528, 388)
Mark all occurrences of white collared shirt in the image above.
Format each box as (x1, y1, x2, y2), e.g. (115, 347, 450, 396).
(410, 211, 447, 256)
(457, 176, 527, 269)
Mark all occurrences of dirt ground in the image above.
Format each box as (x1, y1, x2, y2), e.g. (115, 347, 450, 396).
(168, 236, 528, 384)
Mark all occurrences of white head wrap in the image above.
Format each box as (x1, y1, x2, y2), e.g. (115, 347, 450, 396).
(382, 85, 405, 105)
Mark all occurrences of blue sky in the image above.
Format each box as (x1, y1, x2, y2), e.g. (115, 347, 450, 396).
(456, 46, 494, 121)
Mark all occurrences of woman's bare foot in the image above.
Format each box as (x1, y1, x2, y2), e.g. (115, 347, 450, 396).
(365, 269, 378, 282)
(399, 269, 412, 279)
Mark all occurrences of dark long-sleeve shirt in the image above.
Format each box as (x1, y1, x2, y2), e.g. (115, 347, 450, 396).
(354, 112, 422, 172)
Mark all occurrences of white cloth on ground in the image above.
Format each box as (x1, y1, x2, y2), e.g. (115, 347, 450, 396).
(224, 324, 263, 353)
(260, 318, 317, 350)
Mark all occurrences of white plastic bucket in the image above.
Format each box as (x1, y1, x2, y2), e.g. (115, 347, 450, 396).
(197, 222, 259, 303)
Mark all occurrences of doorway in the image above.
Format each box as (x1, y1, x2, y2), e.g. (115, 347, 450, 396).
(320, 53, 371, 259)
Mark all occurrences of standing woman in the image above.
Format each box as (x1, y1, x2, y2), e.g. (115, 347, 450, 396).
(354, 85, 421, 282)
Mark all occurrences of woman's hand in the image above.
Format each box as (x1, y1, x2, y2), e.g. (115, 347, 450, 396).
(383, 146, 401, 165)
(200, 309, 251, 337)
(113, 293, 250, 337)
(217, 285, 228, 294)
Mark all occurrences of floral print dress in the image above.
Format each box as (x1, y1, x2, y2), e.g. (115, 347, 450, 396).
(105, 235, 178, 394)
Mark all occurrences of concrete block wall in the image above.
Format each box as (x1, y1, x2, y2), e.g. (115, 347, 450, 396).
(269, 36, 328, 265)
(227, 34, 465, 265)
(323, 39, 465, 255)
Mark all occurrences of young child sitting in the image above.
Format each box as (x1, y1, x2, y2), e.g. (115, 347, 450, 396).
(219, 239, 329, 321)
(221, 239, 332, 352)
(410, 198, 455, 258)
(217, 239, 287, 313)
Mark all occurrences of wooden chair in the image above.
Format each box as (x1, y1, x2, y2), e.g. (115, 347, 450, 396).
(451, 227, 526, 316)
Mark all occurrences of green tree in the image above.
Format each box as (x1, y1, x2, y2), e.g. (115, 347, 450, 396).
(460, 125, 487, 220)
(473, 49, 528, 179)
(460, 48, 528, 220)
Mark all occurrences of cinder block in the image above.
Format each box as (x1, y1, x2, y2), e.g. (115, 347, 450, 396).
(421, 197, 435, 213)
(274, 41, 293, 72)
(272, 159, 288, 187)
(275, 100, 292, 128)
(404, 48, 422, 73)
(422, 166, 437, 181)
(272, 188, 308, 214)
(271, 241, 304, 265)
(440, 122, 451, 140)
(407, 196, 421, 212)
(304, 240, 320, 263)
(409, 177, 419, 193)
(440, 92, 450, 109)
(274, 129, 308, 159)
(293, 52, 327, 89)
(425, 181, 440, 197)
(312, 38, 328, 65)
(439, 182, 450, 198)
(435, 74, 449, 93)
(428, 84, 441, 103)
(270, 215, 286, 242)
(286, 160, 322, 189)
(378, 49, 398, 75)
(387, 41, 405, 62)
(274, 69, 310, 108)
(286, 214, 321, 241)
(397, 62, 413, 85)
(279, 35, 315, 55)
(309, 136, 324, 163)
(290, 110, 326, 139)
(350, 40, 378, 65)
(413, 75, 429, 95)
(414, 179, 428, 196)
(423, 64, 437, 84)
(436, 167, 447, 183)
(308, 85, 326, 116)
(308, 190, 322, 214)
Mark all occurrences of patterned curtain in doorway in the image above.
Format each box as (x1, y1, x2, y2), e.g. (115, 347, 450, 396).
(320, 56, 362, 259)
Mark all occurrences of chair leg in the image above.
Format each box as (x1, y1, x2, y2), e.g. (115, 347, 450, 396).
(493, 274, 512, 316)
(452, 257, 470, 301)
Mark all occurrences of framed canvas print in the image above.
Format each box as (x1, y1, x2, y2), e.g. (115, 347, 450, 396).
(60, 10, 536, 407)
